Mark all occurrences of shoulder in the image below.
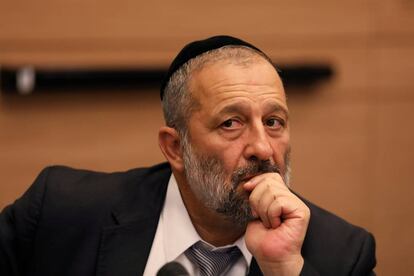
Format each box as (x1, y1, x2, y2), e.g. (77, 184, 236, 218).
(0, 163, 172, 274)
(10, 162, 171, 230)
(299, 196, 376, 275)
(36, 162, 171, 208)
(40, 162, 171, 193)
(42, 162, 171, 186)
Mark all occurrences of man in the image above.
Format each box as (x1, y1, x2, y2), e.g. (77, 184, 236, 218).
(0, 36, 376, 275)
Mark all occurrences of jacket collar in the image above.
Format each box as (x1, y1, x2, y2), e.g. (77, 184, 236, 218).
(96, 163, 171, 276)
(95, 162, 263, 276)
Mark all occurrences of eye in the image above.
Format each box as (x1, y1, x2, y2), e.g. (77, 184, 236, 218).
(265, 118, 284, 129)
(221, 119, 242, 129)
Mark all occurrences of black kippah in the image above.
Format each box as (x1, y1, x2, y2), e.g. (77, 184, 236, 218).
(160, 35, 266, 100)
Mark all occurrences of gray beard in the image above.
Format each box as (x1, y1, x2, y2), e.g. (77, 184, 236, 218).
(181, 136, 291, 228)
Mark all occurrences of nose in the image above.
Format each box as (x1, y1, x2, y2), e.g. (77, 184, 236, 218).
(243, 122, 273, 161)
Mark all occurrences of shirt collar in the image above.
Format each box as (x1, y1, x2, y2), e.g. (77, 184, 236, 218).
(162, 174, 252, 265)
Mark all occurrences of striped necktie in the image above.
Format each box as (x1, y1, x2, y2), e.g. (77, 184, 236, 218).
(185, 241, 242, 276)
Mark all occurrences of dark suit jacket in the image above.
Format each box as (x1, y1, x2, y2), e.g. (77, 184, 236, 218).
(0, 163, 376, 276)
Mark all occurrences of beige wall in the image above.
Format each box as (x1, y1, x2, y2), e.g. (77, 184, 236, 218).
(1, 0, 414, 274)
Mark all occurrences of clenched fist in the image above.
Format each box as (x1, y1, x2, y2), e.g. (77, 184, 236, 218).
(244, 173, 310, 276)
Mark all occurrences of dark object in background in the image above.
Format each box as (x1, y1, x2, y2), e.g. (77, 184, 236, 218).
(0, 65, 333, 94)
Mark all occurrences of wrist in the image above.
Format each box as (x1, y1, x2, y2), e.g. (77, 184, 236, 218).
(259, 255, 304, 276)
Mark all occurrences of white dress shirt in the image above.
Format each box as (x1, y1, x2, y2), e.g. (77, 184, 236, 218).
(143, 174, 253, 276)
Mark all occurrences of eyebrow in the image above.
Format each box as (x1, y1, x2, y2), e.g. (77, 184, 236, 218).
(263, 102, 289, 119)
(216, 102, 289, 119)
(216, 102, 251, 116)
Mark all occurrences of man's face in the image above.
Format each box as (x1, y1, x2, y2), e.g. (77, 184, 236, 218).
(182, 58, 291, 226)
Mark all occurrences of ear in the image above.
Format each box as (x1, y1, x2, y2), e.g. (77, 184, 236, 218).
(158, 126, 185, 172)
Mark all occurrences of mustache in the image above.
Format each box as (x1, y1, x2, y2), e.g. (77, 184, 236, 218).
(231, 160, 280, 188)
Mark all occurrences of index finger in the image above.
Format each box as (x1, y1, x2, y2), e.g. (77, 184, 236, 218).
(243, 172, 284, 192)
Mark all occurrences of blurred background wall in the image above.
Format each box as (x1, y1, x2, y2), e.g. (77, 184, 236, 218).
(1, 0, 413, 274)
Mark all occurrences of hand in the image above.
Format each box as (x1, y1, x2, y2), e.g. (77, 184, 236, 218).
(244, 173, 310, 276)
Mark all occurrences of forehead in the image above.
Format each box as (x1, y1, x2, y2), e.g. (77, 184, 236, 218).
(189, 58, 287, 113)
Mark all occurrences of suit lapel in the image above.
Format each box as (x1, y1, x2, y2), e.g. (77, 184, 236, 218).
(94, 163, 265, 276)
(95, 163, 171, 276)
(96, 216, 160, 276)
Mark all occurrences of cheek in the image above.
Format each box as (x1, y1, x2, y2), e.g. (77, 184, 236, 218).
(221, 149, 243, 170)
(215, 142, 245, 172)
(271, 134, 290, 166)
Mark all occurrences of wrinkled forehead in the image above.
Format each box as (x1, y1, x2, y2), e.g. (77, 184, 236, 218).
(188, 56, 285, 105)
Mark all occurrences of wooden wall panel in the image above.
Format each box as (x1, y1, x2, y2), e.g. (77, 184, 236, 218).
(289, 99, 375, 224)
(0, 0, 373, 67)
(266, 47, 373, 92)
(372, 48, 414, 91)
(0, 91, 165, 208)
(370, 101, 414, 275)
(1, 0, 414, 274)
(375, 0, 414, 35)
(0, 1, 373, 39)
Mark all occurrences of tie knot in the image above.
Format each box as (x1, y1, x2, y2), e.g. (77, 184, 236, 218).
(185, 241, 242, 276)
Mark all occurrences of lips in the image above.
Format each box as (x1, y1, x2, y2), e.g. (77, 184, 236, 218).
(232, 174, 258, 189)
